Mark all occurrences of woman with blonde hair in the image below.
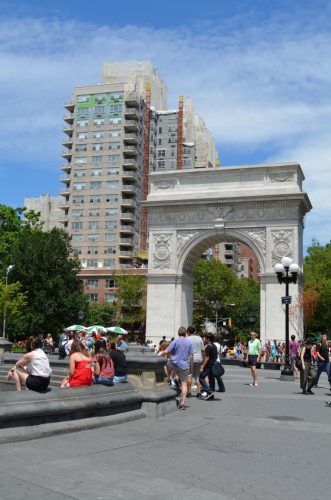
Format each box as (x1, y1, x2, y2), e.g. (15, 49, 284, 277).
(60, 340, 93, 388)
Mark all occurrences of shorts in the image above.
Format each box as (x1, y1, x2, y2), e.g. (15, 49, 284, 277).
(26, 375, 50, 393)
(166, 360, 189, 383)
(94, 376, 114, 386)
(247, 355, 258, 367)
(189, 361, 202, 379)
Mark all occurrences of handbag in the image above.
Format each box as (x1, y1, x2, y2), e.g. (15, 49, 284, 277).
(212, 362, 225, 377)
(295, 355, 302, 370)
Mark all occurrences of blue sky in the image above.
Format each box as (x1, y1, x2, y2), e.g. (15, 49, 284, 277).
(0, 0, 330, 251)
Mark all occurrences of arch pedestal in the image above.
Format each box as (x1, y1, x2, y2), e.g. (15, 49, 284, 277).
(144, 163, 312, 343)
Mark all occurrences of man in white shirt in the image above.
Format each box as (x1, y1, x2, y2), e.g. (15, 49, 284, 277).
(186, 326, 204, 398)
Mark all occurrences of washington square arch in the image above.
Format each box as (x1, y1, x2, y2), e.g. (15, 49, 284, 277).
(144, 162, 312, 343)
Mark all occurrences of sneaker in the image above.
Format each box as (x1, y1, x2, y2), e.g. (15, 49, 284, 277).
(201, 391, 207, 397)
(249, 383, 258, 387)
(204, 393, 214, 401)
(196, 392, 202, 398)
(178, 404, 186, 410)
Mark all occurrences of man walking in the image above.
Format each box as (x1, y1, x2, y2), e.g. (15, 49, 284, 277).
(247, 331, 262, 387)
(199, 333, 218, 400)
(186, 326, 204, 398)
(314, 335, 331, 389)
(160, 327, 193, 410)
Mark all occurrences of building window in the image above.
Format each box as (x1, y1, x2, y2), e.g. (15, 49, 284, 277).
(107, 167, 120, 175)
(105, 279, 116, 288)
(104, 221, 117, 229)
(88, 221, 99, 230)
(158, 127, 162, 133)
(93, 131, 104, 139)
(73, 196, 85, 204)
(90, 181, 102, 189)
(87, 246, 98, 255)
(74, 170, 86, 177)
(110, 117, 122, 125)
(109, 142, 121, 150)
(77, 95, 90, 103)
(86, 260, 98, 268)
(104, 246, 116, 254)
(158, 138, 162, 145)
(75, 144, 87, 152)
(157, 160, 165, 168)
(75, 157, 87, 164)
(71, 222, 83, 230)
(71, 234, 83, 242)
(71, 209, 84, 217)
(87, 279, 99, 288)
(91, 168, 102, 176)
(103, 259, 116, 268)
(88, 209, 100, 216)
(109, 130, 121, 137)
(88, 293, 98, 302)
(92, 156, 102, 163)
(88, 234, 100, 242)
(105, 208, 118, 216)
(105, 195, 118, 203)
(94, 105, 105, 115)
(108, 155, 120, 163)
(94, 118, 104, 126)
(77, 120, 89, 127)
(105, 233, 117, 241)
(105, 293, 116, 302)
(157, 149, 165, 158)
(107, 181, 119, 189)
(72, 247, 81, 255)
(90, 196, 101, 203)
(93, 143, 102, 151)
(77, 132, 88, 139)
(73, 183, 86, 190)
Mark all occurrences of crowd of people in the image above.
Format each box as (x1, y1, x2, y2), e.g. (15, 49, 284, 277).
(6, 332, 128, 393)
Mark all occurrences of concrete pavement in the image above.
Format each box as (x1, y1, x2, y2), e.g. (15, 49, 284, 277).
(0, 365, 330, 500)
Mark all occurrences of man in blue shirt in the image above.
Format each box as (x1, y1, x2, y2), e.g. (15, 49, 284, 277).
(160, 327, 193, 410)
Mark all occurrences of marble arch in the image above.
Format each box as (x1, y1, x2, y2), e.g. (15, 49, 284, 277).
(144, 163, 312, 343)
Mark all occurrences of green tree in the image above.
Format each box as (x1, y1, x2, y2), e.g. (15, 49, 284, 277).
(114, 273, 147, 332)
(303, 240, 331, 334)
(85, 302, 116, 326)
(0, 281, 28, 337)
(7, 228, 86, 339)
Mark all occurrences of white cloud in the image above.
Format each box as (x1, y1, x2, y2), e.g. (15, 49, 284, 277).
(0, 12, 330, 246)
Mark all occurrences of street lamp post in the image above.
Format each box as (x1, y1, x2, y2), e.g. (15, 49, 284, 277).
(210, 300, 223, 335)
(2, 265, 15, 340)
(248, 310, 257, 330)
(274, 256, 300, 381)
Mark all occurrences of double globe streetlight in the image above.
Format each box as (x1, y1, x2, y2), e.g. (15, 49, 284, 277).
(274, 256, 300, 380)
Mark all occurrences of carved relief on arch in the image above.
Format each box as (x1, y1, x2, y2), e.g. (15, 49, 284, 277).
(152, 233, 172, 270)
(271, 230, 293, 266)
(177, 231, 200, 258)
(240, 228, 266, 256)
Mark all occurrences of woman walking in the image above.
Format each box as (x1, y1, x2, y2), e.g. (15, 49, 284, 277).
(300, 338, 317, 395)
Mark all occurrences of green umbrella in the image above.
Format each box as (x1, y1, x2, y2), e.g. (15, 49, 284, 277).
(66, 324, 87, 331)
(107, 326, 128, 335)
(86, 325, 108, 333)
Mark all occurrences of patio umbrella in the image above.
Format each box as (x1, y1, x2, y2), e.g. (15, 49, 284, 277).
(86, 325, 108, 334)
(66, 324, 87, 331)
(107, 326, 128, 335)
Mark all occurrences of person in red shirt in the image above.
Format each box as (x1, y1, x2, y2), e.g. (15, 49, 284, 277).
(60, 340, 93, 388)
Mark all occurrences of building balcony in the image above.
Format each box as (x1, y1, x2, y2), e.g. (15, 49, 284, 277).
(121, 184, 135, 193)
(64, 114, 74, 124)
(61, 164, 72, 173)
(59, 202, 69, 210)
(60, 188, 70, 196)
(120, 225, 134, 233)
(125, 93, 139, 107)
(123, 159, 138, 170)
(60, 176, 70, 185)
(121, 199, 136, 207)
(124, 120, 138, 132)
(122, 172, 136, 181)
(62, 139, 73, 149)
(61, 151, 72, 160)
(63, 126, 73, 136)
(119, 250, 133, 257)
(64, 102, 75, 112)
(123, 133, 138, 144)
(124, 107, 139, 120)
(120, 238, 134, 246)
(123, 145, 138, 157)
(120, 213, 135, 221)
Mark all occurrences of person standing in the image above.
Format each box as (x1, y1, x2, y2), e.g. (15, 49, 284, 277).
(159, 327, 193, 410)
(300, 338, 317, 395)
(289, 334, 300, 378)
(186, 326, 204, 398)
(247, 331, 262, 387)
(314, 335, 331, 389)
(199, 333, 218, 400)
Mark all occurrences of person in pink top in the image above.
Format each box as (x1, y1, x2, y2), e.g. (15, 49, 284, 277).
(92, 340, 115, 386)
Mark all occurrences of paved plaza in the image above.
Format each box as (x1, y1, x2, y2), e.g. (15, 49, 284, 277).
(0, 365, 330, 500)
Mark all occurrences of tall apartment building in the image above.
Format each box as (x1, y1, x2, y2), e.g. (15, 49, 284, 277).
(24, 195, 64, 231)
(59, 61, 221, 301)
